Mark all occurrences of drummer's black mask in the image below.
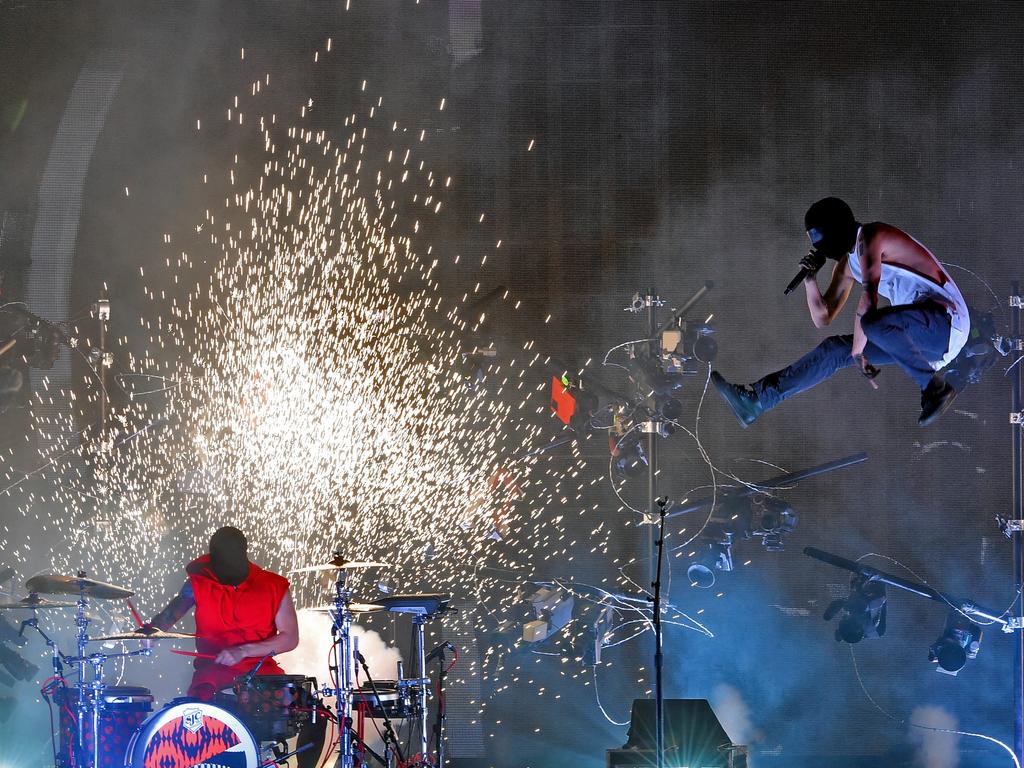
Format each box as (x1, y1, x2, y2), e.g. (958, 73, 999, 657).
(209, 526, 250, 587)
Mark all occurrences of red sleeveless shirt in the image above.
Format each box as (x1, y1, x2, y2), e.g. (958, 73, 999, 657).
(186, 554, 289, 697)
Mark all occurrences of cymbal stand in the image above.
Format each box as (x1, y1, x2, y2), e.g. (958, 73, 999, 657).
(74, 578, 90, 765)
(325, 565, 356, 768)
(19, 609, 65, 679)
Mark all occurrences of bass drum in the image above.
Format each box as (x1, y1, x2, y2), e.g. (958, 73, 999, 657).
(124, 699, 260, 768)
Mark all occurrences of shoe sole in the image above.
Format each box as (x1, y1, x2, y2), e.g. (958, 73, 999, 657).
(918, 388, 957, 427)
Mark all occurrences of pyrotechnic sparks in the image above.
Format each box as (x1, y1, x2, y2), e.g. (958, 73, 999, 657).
(0, 36, 726, 736)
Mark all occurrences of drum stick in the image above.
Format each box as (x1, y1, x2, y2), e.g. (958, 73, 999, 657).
(171, 649, 217, 660)
(125, 598, 143, 627)
(0, 339, 15, 360)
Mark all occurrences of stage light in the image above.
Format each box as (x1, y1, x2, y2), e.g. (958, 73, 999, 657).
(823, 575, 887, 644)
(929, 610, 982, 675)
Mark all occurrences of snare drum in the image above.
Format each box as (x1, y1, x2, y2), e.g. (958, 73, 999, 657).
(124, 698, 259, 768)
(230, 674, 317, 743)
(56, 685, 153, 768)
(350, 680, 421, 719)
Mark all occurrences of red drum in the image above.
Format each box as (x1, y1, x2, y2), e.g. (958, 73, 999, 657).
(124, 699, 259, 768)
(229, 674, 317, 743)
(56, 685, 153, 768)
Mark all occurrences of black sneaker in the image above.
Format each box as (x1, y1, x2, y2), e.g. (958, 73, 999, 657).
(918, 376, 957, 427)
(710, 371, 763, 428)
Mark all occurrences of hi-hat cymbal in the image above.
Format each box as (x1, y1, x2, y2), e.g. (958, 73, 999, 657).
(25, 574, 134, 600)
(306, 602, 384, 614)
(0, 595, 76, 610)
(288, 558, 394, 575)
(91, 628, 196, 642)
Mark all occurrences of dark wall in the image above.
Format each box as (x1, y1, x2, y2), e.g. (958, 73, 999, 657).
(0, 2, 1021, 766)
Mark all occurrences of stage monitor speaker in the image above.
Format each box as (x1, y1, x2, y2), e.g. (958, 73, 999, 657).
(606, 698, 747, 768)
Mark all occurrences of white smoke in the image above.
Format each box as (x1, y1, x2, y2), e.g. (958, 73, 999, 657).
(908, 706, 960, 768)
(277, 609, 406, 761)
(277, 608, 405, 686)
(711, 683, 762, 764)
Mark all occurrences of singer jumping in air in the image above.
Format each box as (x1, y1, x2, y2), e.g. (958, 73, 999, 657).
(711, 197, 970, 427)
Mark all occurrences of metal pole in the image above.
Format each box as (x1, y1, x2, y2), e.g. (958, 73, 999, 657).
(646, 289, 664, 768)
(414, 618, 429, 763)
(1011, 280, 1023, 762)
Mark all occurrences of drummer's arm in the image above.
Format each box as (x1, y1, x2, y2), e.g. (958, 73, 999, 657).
(149, 582, 195, 630)
(214, 592, 299, 666)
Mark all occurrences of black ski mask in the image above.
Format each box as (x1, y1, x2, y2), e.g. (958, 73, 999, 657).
(209, 526, 250, 587)
(804, 197, 858, 260)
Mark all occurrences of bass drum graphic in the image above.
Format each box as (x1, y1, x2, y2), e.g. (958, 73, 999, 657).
(124, 699, 259, 768)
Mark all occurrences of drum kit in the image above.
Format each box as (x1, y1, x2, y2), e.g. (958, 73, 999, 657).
(2, 557, 456, 768)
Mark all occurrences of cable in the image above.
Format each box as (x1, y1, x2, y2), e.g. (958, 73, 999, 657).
(849, 646, 1020, 768)
(940, 261, 1006, 319)
(592, 664, 630, 726)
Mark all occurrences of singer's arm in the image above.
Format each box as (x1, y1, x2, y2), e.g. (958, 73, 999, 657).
(214, 591, 299, 666)
(852, 226, 882, 357)
(805, 257, 854, 328)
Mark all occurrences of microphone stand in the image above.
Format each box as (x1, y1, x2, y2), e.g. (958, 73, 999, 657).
(355, 651, 406, 766)
(651, 496, 669, 768)
(432, 647, 449, 768)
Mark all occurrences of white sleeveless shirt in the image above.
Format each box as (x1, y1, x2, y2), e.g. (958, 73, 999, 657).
(848, 227, 970, 369)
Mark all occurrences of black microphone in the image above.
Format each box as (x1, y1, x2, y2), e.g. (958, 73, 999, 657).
(242, 652, 274, 686)
(425, 641, 455, 664)
(784, 251, 824, 295)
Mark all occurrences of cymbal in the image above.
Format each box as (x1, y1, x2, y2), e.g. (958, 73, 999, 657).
(0, 595, 76, 610)
(25, 574, 134, 600)
(288, 558, 394, 575)
(91, 628, 196, 642)
(306, 602, 384, 614)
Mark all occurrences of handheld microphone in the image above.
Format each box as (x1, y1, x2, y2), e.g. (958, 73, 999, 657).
(784, 250, 824, 295)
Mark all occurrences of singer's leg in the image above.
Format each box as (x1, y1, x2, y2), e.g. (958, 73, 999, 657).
(712, 336, 895, 426)
(859, 303, 950, 389)
(752, 335, 896, 410)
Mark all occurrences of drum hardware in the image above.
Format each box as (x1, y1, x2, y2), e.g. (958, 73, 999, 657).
(377, 594, 454, 767)
(354, 649, 406, 766)
(294, 551, 406, 768)
(259, 741, 315, 768)
(22, 571, 144, 768)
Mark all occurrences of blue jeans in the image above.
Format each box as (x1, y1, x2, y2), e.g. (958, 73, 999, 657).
(752, 302, 952, 411)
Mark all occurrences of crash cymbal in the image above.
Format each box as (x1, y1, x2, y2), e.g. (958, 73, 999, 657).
(288, 558, 394, 575)
(0, 594, 76, 610)
(306, 602, 384, 614)
(25, 574, 134, 600)
(91, 628, 196, 642)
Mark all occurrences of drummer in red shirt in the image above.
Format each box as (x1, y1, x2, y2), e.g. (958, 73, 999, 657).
(147, 526, 299, 699)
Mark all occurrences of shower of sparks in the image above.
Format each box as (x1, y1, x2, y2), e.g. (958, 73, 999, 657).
(0, 35, 731, 733)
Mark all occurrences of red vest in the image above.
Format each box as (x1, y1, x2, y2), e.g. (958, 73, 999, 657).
(186, 555, 289, 697)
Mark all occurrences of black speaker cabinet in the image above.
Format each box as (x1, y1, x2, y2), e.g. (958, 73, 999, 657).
(606, 698, 747, 768)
